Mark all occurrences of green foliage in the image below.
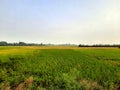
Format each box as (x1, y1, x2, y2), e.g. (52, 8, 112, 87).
(0, 47, 120, 90)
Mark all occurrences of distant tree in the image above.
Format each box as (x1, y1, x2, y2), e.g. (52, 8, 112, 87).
(0, 41, 8, 46)
(19, 42, 26, 46)
(40, 43, 43, 46)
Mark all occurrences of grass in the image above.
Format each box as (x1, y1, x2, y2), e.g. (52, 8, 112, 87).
(0, 46, 120, 90)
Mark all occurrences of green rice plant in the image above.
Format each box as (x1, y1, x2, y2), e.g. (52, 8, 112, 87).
(0, 46, 120, 90)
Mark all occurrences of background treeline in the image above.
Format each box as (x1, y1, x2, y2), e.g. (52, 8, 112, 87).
(0, 41, 120, 47)
(0, 41, 44, 46)
(78, 44, 120, 48)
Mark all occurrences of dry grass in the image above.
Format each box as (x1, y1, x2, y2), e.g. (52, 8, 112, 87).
(103, 60, 120, 66)
(16, 76, 33, 90)
(80, 80, 104, 90)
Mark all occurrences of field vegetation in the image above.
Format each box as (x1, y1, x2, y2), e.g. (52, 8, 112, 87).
(0, 46, 120, 90)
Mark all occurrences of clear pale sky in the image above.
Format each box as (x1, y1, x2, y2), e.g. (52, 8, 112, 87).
(0, 0, 120, 44)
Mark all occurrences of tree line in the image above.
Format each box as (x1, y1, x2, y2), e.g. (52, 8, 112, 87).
(0, 41, 44, 46)
(78, 44, 120, 48)
(0, 41, 120, 47)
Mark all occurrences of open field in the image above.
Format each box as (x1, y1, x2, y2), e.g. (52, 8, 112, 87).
(0, 46, 120, 90)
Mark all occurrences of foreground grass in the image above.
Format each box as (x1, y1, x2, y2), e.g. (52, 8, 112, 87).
(0, 46, 120, 90)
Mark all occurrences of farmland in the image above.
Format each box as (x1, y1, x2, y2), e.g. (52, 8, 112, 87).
(0, 46, 120, 90)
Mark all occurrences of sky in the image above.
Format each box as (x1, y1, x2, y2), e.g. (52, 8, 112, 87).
(0, 0, 120, 44)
